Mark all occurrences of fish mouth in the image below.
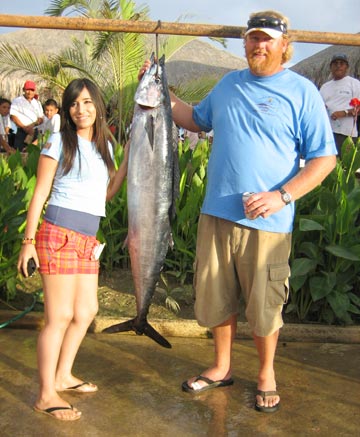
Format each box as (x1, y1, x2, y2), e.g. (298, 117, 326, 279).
(138, 104, 159, 110)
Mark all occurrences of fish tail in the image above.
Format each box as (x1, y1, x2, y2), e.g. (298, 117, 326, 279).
(143, 322, 172, 349)
(102, 319, 135, 334)
(102, 318, 172, 349)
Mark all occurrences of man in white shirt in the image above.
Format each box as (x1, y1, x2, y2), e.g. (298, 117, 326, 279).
(10, 80, 44, 151)
(320, 54, 360, 157)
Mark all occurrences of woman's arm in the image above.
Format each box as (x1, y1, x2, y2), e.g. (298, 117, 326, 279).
(17, 154, 58, 275)
(106, 141, 129, 201)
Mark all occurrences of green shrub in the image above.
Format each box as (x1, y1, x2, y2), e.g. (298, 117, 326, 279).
(288, 137, 360, 324)
(98, 143, 129, 271)
(0, 148, 38, 299)
(2, 135, 359, 325)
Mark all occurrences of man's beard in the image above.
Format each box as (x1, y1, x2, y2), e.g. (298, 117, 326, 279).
(247, 51, 283, 76)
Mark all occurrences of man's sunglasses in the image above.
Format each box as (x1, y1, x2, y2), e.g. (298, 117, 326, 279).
(247, 17, 287, 34)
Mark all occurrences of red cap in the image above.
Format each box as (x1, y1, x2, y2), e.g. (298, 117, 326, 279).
(23, 80, 36, 91)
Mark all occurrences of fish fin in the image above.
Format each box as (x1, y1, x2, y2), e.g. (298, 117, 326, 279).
(102, 319, 172, 349)
(143, 322, 172, 348)
(145, 115, 155, 149)
(102, 319, 135, 333)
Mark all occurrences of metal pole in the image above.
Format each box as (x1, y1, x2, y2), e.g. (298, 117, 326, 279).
(0, 14, 359, 46)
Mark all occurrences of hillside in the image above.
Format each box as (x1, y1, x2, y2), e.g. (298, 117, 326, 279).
(0, 28, 247, 99)
(291, 43, 360, 88)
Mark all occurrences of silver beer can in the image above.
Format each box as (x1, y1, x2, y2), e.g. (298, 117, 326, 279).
(242, 192, 255, 219)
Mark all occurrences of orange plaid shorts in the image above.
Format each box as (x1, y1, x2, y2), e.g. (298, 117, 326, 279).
(36, 220, 100, 275)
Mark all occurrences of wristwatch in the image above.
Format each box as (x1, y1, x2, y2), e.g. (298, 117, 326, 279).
(279, 187, 292, 205)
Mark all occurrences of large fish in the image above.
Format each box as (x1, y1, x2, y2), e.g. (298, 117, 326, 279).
(103, 54, 178, 348)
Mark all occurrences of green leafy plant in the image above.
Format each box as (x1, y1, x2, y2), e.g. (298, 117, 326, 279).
(164, 138, 210, 283)
(288, 137, 360, 324)
(3, 131, 359, 325)
(0, 150, 38, 300)
(98, 143, 129, 271)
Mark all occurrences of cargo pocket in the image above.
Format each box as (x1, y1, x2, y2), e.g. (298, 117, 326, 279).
(76, 236, 99, 260)
(266, 263, 290, 307)
(47, 229, 69, 274)
(47, 227, 68, 254)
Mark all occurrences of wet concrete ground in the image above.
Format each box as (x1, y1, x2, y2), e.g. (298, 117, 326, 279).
(1, 328, 359, 437)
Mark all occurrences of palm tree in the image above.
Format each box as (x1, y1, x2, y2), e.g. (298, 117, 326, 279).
(45, 0, 149, 141)
(0, 0, 226, 142)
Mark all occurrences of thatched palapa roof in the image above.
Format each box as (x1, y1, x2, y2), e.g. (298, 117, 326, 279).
(291, 40, 360, 89)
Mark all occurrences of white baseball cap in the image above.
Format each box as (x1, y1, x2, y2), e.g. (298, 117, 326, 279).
(245, 16, 287, 39)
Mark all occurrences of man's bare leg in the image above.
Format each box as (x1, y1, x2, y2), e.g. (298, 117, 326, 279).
(184, 314, 237, 390)
(253, 329, 280, 409)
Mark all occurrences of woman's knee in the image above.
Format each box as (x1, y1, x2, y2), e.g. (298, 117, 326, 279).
(73, 303, 98, 325)
(44, 310, 74, 331)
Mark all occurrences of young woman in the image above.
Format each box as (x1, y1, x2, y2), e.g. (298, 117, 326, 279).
(17, 78, 128, 421)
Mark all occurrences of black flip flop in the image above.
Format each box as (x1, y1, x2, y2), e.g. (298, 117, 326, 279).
(182, 375, 234, 393)
(34, 404, 81, 421)
(62, 381, 98, 393)
(255, 390, 280, 413)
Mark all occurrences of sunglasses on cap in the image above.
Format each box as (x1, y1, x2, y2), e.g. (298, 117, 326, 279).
(247, 16, 287, 34)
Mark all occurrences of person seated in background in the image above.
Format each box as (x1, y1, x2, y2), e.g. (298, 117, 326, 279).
(37, 99, 61, 146)
(320, 54, 360, 157)
(42, 98, 60, 134)
(0, 97, 16, 154)
(10, 80, 44, 151)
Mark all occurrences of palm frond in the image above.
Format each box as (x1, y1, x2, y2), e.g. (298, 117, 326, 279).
(174, 76, 218, 104)
(0, 43, 62, 85)
(1, 0, 224, 142)
(44, 0, 103, 18)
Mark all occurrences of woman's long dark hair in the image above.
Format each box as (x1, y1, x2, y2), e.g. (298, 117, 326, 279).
(60, 78, 115, 177)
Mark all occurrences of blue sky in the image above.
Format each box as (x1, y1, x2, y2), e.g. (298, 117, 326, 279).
(1, 0, 359, 65)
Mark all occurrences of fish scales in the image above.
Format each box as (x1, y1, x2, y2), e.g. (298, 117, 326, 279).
(103, 54, 178, 348)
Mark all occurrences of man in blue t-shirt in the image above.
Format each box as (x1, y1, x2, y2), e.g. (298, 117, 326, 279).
(140, 10, 337, 413)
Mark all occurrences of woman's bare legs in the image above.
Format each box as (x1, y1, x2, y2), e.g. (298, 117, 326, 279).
(55, 274, 98, 390)
(34, 273, 98, 420)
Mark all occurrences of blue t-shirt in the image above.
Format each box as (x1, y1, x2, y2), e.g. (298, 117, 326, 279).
(193, 68, 337, 233)
(41, 132, 113, 217)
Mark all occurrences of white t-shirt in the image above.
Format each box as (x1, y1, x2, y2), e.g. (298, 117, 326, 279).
(41, 132, 113, 217)
(39, 113, 61, 135)
(320, 76, 360, 137)
(0, 114, 11, 137)
(10, 95, 44, 127)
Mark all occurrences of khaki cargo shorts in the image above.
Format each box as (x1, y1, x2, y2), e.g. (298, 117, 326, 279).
(193, 214, 291, 337)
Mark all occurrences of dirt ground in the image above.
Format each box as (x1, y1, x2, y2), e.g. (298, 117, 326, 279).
(0, 268, 197, 321)
(0, 269, 321, 325)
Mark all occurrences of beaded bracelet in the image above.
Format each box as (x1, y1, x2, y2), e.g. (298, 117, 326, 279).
(22, 237, 36, 245)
